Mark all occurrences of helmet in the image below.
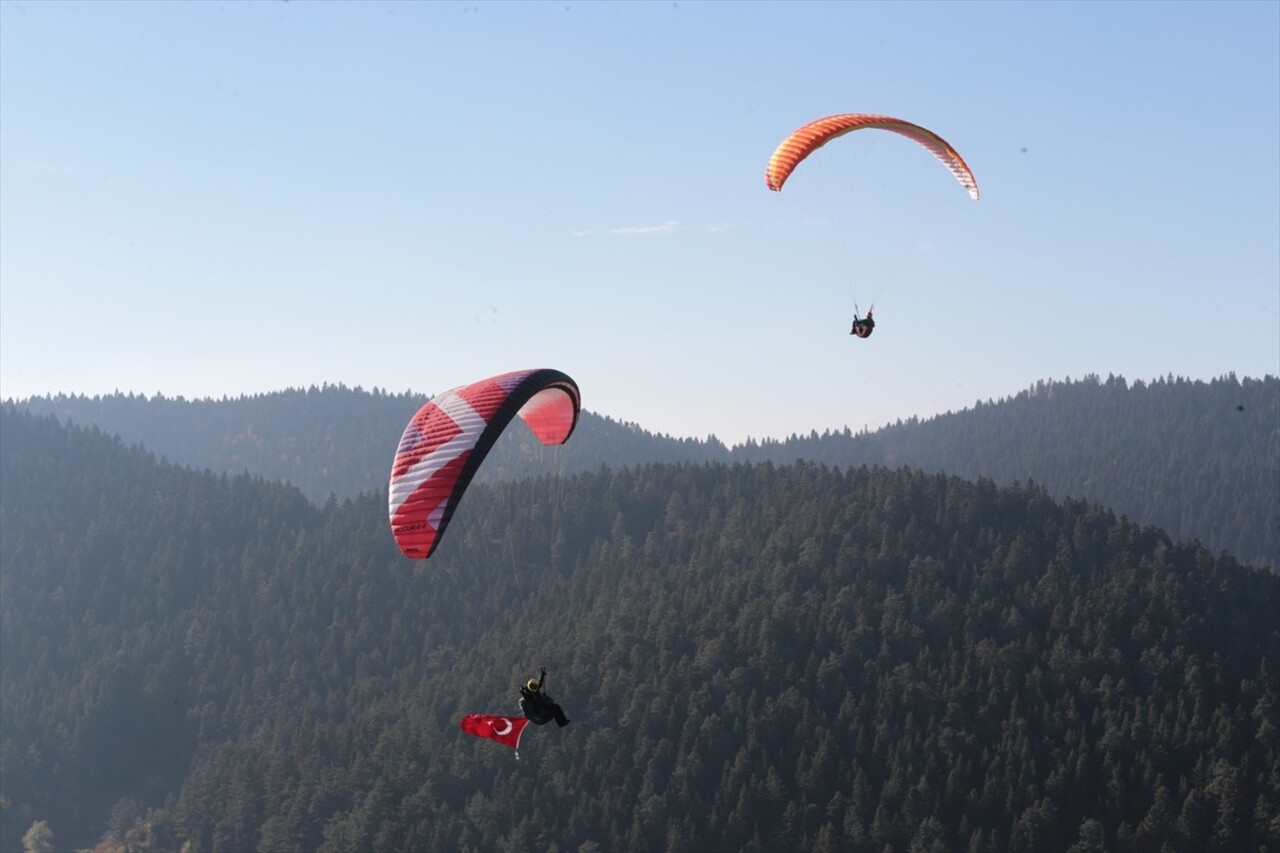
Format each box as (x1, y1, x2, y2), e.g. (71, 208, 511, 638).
(526, 679, 540, 691)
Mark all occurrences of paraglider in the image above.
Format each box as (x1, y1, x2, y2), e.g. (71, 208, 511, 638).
(850, 307, 875, 338)
(765, 113, 979, 199)
(388, 368, 581, 560)
(460, 667, 571, 759)
(519, 667, 571, 727)
(765, 114, 979, 338)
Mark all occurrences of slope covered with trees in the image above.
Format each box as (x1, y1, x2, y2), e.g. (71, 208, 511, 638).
(737, 374, 1278, 570)
(11, 373, 1276, 568)
(3, 408, 1277, 852)
(7, 384, 725, 506)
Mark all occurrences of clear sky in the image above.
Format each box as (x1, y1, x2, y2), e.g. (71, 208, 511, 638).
(2, 0, 1277, 445)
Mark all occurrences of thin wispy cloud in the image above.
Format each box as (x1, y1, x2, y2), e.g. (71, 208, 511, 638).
(610, 220, 678, 236)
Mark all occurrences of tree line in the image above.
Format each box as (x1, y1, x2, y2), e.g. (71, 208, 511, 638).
(11, 372, 1276, 568)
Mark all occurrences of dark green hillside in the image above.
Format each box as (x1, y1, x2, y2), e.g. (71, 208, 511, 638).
(11, 373, 1277, 567)
(738, 374, 1279, 569)
(6, 386, 430, 503)
(0, 411, 321, 849)
(8, 384, 724, 506)
(2, 407, 1277, 852)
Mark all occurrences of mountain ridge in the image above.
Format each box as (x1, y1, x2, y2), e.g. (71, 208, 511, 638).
(10, 372, 1276, 567)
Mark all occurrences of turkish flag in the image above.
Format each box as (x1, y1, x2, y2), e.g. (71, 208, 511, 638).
(460, 714, 530, 750)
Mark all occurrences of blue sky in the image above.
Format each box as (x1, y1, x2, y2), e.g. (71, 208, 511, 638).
(2, 0, 1277, 444)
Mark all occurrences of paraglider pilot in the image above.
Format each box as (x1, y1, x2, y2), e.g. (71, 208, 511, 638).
(520, 668, 571, 727)
(850, 308, 875, 338)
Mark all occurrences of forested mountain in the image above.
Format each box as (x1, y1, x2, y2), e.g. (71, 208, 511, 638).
(11, 373, 1277, 568)
(7, 385, 726, 504)
(3, 408, 1278, 853)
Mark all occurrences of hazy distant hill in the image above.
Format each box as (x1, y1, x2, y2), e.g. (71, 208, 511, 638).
(2, 407, 1278, 852)
(7, 384, 726, 501)
(11, 373, 1277, 567)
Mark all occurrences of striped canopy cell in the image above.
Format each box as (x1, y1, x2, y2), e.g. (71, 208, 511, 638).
(388, 368, 581, 560)
(765, 113, 980, 200)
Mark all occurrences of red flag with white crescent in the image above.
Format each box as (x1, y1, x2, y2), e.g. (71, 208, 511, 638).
(460, 714, 530, 750)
